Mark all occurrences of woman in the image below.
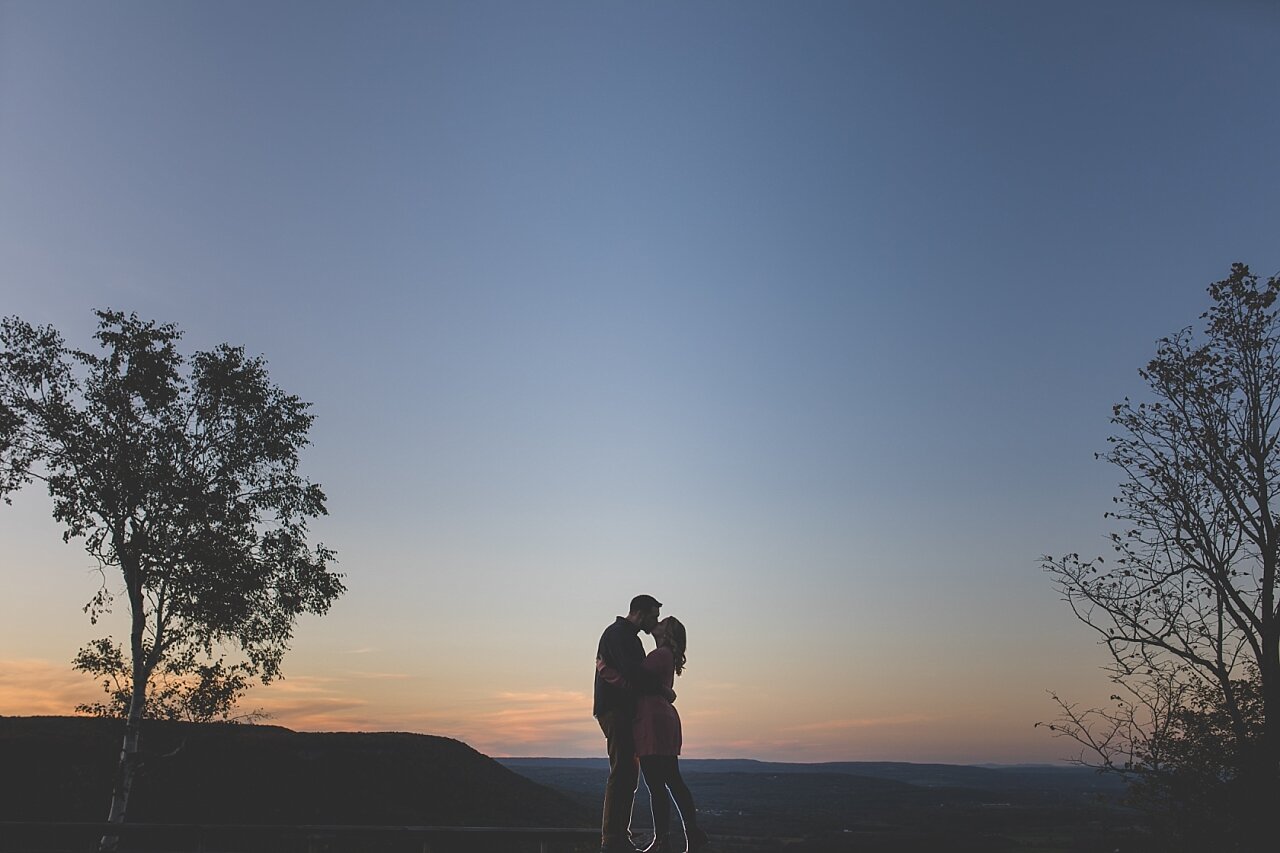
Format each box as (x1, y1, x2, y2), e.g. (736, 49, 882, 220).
(600, 617, 709, 853)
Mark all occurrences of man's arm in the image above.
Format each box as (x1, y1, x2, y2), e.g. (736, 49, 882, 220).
(601, 633, 676, 702)
(602, 628, 659, 693)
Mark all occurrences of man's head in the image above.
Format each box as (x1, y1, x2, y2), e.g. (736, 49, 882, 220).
(627, 594, 662, 634)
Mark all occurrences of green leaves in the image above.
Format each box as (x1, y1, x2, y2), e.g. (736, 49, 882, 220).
(1, 308, 345, 722)
(0, 317, 68, 502)
(73, 636, 262, 723)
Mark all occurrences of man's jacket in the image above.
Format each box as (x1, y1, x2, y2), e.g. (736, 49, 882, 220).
(593, 616, 661, 717)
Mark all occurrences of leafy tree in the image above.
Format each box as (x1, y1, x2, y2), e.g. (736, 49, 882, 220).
(0, 321, 60, 501)
(1042, 264, 1280, 850)
(0, 310, 344, 847)
(72, 636, 264, 723)
(1, 398, 27, 497)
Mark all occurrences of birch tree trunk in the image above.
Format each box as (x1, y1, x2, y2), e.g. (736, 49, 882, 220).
(99, 583, 150, 853)
(98, 674, 146, 851)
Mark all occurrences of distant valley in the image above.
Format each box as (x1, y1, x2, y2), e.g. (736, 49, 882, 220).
(499, 757, 1144, 853)
(1, 716, 1150, 852)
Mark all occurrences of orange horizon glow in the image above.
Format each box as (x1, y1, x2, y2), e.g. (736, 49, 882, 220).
(0, 656, 1091, 765)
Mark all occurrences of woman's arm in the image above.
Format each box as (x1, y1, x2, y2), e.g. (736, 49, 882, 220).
(596, 656, 629, 689)
(601, 650, 677, 703)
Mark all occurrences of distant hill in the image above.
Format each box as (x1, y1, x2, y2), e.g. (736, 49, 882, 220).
(499, 756, 1135, 850)
(499, 756, 1125, 794)
(0, 716, 591, 826)
(0, 716, 1141, 852)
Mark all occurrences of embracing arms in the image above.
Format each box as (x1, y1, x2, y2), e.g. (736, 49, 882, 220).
(597, 648, 676, 703)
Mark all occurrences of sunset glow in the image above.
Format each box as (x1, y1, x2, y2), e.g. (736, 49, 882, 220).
(3, 0, 1278, 767)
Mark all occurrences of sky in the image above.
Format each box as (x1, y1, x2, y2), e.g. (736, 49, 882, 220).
(1, 0, 1278, 765)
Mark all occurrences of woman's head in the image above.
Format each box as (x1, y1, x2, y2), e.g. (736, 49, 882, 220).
(657, 616, 687, 676)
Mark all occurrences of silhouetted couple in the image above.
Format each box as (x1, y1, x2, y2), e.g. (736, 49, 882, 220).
(594, 594, 708, 853)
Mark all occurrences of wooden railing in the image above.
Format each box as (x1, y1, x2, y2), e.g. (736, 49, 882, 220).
(0, 822, 600, 853)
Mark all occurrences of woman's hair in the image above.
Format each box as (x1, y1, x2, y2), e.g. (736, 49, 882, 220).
(662, 617, 688, 676)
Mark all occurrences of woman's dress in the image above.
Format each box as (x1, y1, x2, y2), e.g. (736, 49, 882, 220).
(633, 646, 682, 756)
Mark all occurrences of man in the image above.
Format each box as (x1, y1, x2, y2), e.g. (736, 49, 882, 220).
(595, 594, 673, 853)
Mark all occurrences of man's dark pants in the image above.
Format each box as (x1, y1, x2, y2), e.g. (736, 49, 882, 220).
(598, 709, 639, 845)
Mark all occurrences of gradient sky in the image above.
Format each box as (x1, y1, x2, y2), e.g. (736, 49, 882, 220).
(2, 0, 1279, 764)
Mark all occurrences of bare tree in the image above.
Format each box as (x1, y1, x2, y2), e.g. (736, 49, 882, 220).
(0, 310, 344, 850)
(1043, 263, 1280, 849)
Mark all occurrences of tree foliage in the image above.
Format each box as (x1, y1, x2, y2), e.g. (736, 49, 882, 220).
(0, 310, 344, 839)
(1042, 263, 1280, 850)
(72, 636, 263, 723)
(0, 321, 60, 501)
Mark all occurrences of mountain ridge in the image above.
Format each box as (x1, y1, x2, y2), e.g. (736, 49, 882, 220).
(497, 756, 1123, 792)
(0, 715, 591, 826)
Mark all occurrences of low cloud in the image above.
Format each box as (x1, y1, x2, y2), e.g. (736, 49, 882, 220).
(407, 691, 601, 757)
(4, 661, 946, 762)
(680, 713, 945, 761)
(698, 682, 740, 691)
(784, 713, 937, 733)
(341, 671, 414, 681)
(253, 675, 377, 731)
(0, 658, 100, 716)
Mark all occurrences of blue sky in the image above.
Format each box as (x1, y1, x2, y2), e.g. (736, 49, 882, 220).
(2, 0, 1278, 762)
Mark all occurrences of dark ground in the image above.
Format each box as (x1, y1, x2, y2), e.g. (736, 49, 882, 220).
(0, 715, 589, 853)
(0, 717, 1157, 853)
(499, 758, 1154, 853)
